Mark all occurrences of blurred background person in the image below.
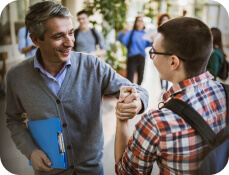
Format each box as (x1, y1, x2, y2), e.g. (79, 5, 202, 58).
(73, 10, 106, 57)
(18, 26, 37, 59)
(207, 27, 227, 80)
(118, 14, 151, 85)
(157, 13, 171, 92)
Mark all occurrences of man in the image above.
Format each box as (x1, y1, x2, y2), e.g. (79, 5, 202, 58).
(18, 26, 37, 58)
(115, 17, 227, 174)
(5, 1, 148, 175)
(73, 10, 106, 57)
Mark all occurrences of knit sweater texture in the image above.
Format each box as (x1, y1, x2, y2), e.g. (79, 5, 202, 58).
(5, 51, 149, 175)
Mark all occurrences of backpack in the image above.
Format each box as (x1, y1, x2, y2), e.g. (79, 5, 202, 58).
(73, 28, 99, 51)
(218, 59, 229, 80)
(25, 27, 29, 46)
(163, 83, 229, 175)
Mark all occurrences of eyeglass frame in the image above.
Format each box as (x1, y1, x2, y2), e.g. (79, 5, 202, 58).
(149, 48, 186, 62)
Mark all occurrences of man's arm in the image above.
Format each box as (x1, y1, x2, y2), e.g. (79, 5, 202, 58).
(97, 57, 148, 113)
(115, 118, 130, 163)
(90, 49, 106, 57)
(115, 87, 139, 163)
(114, 87, 157, 174)
(5, 70, 53, 172)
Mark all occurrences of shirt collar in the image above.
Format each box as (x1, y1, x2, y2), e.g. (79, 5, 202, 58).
(34, 48, 71, 75)
(162, 72, 214, 102)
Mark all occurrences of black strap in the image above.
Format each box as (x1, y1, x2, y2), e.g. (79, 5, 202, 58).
(74, 28, 99, 51)
(163, 98, 216, 148)
(25, 28, 29, 46)
(74, 28, 80, 51)
(91, 28, 99, 45)
(163, 83, 229, 149)
(221, 83, 229, 125)
(127, 30, 134, 51)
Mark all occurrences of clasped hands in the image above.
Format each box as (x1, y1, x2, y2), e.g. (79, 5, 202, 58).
(116, 86, 142, 120)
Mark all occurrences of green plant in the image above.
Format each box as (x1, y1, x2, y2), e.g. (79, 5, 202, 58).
(84, 0, 129, 71)
(106, 41, 127, 71)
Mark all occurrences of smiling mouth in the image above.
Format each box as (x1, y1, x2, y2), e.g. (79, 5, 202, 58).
(58, 49, 71, 56)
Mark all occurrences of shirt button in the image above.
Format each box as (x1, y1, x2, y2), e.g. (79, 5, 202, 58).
(62, 123, 67, 128)
(67, 145, 71, 150)
(56, 99, 60, 104)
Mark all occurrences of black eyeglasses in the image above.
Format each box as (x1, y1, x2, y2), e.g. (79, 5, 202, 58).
(149, 48, 186, 62)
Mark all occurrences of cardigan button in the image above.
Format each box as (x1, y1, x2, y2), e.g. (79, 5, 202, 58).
(56, 99, 60, 104)
(70, 165, 74, 169)
(67, 145, 71, 150)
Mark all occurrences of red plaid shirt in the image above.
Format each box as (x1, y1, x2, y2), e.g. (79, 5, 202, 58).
(115, 72, 227, 175)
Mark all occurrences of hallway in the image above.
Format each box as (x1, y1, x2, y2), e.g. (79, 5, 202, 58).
(1, 49, 229, 175)
(0, 50, 162, 175)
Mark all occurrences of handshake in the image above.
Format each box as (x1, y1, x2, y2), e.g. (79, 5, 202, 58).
(116, 86, 142, 120)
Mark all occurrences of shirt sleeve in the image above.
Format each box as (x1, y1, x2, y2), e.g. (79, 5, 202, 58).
(115, 112, 160, 174)
(95, 56, 149, 113)
(5, 68, 38, 159)
(117, 31, 132, 46)
(18, 27, 27, 53)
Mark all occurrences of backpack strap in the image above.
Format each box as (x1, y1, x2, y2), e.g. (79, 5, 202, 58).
(163, 98, 216, 149)
(73, 28, 80, 51)
(221, 83, 229, 125)
(91, 28, 99, 46)
(25, 28, 29, 47)
(74, 28, 99, 51)
(127, 30, 134, 51)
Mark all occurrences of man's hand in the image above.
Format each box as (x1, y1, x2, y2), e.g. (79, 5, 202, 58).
(30, 149, 53, 172)
(116, 86, 142, 120)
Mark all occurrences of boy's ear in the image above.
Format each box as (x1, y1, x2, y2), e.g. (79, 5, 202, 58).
(170, 55, 180, 70)
(29, 33, 39, 46)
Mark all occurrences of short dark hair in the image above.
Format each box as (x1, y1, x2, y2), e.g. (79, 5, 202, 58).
(77, 10, 88, 17)
(158, 17, 213, 78)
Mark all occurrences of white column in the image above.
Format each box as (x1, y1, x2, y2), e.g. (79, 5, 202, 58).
(9, 2, 17, 58)
(160, 0, 167, 13)
(65, 0, 84, 28)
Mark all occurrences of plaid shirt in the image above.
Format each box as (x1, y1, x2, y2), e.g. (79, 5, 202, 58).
(115, 72, 227, 175)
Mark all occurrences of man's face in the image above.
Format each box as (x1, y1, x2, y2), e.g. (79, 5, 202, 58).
(151, 33, 171, 81)
(77, 13, 89, 29)
(37, 17, 74, 64)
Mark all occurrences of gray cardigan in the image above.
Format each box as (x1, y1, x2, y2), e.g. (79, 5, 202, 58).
(5, 51, 149, 175)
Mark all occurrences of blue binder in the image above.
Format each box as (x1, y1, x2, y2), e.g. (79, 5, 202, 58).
(28, 118, 67, 169)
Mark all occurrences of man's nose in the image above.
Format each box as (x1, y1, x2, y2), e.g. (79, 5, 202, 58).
(64, 35, 74, 47)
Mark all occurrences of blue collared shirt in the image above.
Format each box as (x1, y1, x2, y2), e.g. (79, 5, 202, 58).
(34, 51, 71, 95)
(18, 27, 37, 59)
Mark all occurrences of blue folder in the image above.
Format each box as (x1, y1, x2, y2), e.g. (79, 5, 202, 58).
(28, 118, 67, 169)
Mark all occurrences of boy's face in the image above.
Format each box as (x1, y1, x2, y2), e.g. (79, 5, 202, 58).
(77, 13, 89, 29)
(36, 17, 74, 65)
(151, 33, 172, 81)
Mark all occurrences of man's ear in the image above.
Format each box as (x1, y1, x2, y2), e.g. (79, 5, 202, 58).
(170, 55, 180, 70)
(29, 33, 39, 46)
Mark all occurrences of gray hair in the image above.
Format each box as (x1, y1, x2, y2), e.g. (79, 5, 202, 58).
(25, 1, 72, 40)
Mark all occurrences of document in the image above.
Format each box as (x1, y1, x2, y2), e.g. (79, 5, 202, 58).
(28, 118, 67, 169)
